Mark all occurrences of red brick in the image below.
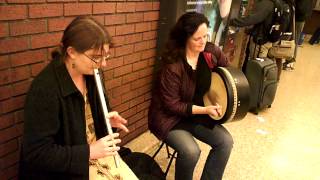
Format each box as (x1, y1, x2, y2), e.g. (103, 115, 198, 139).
(0, 85, 12, 100)
(114, 64, 132, 77)
(14, 110, 24, 123)
(148, 57, 155, 66)
(143, 30, 157, 40)
(121, 106, 137, 119)
(29, 4, 63, 18)
(115, 44, 134, 57)
(126, 13, 143, 23)
(105, 26, 115, 36)
(112, 84, 131, 97)
(138, 66, 153, 78)
(0, 139, 18, 157)
(135, 22, 151, 33)
(0, 69, 11, 85)
(0, 55, 10, 70)
(131, 76, 152, 89)
(112, 36, 126, 47)
(10, 20, 47, 36)
(0, 113, 14, 129)
(0, 95, 25, 114)
(134, 41, 149, 52)
(128, 110, 144, 124)
(1, 151, 19, 169)
(149, 39, 157, 48)
(116, 2, 135, 13)
(105, 14, 126, 25)
(92, 15, 105, 25)
(0, 5, 27, 21)
(93, 2, 116, 14)
(7, 0, 45, 3)
(16, 122, 24, 137)
(64, 3, 92, 16)
(123, 52, 141, 65)
(135, 2, 153, 11)
(132, 59, 148, 71)
(10, 49, 46, 67)
(48, 17, 73, 32)
(136, 83, 151, 96)
(0, 125, 20, 143)
(0, 23, 8, 38)
(129, 95, 144, 108)
(47, 0, 76, 2)
(125, 33, 142, 44)
(116, 24, 135, 36)
(11, 66, 30, 83)
(135, 117, 148, 129)
(12, 80, 31, 96)
(108, 96, 122, 108)
(105, 77, 122, 90)
(1, 164, 18, 180)
(113, 101, 130, 113)
(151, 21, 158, 30)
(122, 71, 139, 84)
(105, 57, 124, 70)
(136, 100, 150, 112)
(30, 32, 62, 49)
(143, 11, 159, 21)
(31, 62, 47, 77)
(141, 49, 155, 59)
(153, 2, 160, 10)
(0, 37, 29, 54)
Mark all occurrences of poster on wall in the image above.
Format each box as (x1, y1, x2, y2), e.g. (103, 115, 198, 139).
(186, 0, 233, 48)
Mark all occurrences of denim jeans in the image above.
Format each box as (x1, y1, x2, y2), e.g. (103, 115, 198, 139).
(165, 121, 233, 180)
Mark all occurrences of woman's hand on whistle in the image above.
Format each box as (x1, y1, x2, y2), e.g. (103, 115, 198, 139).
(108, 111, 129, 133)
(89, 133, 121, 159)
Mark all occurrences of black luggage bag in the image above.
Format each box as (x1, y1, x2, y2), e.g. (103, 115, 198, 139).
(245, 57, 278, 114)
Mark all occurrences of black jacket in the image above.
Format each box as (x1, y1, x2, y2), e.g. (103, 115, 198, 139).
(20, 56, 111, 179)
(295, 0, 313, 21)
(230, 0, 274, 27)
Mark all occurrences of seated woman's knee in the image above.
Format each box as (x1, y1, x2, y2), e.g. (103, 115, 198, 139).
(179, 145, 201, 163)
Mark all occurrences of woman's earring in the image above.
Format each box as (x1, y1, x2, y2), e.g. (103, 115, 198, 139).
(72, 62, 75, 69)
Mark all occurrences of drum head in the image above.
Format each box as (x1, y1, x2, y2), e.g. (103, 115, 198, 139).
(203, 72, 228, 120)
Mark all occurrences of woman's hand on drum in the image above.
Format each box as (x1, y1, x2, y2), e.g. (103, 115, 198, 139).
(89, 133, 121, 160)
(206, 104, 222, 117)
(108, 111, 129, 133)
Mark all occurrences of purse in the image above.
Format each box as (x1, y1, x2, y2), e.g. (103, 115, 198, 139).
(268, 39, 295, 59)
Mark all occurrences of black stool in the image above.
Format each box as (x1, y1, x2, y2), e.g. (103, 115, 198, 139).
(152, 141, 177, 176)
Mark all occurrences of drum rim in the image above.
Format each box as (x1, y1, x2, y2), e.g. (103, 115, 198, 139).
(219, 67, 238, 123)
(203, 67, 238, 123)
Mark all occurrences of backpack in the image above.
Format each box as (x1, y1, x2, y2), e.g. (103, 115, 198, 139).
(252, 0, 293, 45)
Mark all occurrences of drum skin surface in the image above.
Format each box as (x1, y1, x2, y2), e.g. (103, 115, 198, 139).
(203, 66, 250, 124)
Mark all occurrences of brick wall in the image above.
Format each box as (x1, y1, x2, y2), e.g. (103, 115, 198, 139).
(0, 0, 159, 179)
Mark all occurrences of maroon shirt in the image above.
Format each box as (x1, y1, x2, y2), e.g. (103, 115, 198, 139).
(148, 43, 229, 140)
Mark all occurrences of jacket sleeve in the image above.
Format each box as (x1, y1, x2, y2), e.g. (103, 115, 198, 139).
(22, 86, 89, 176)
(230, 0, 274, 27)
(204, 42, 230, 68)
(159, 64, 191, 116)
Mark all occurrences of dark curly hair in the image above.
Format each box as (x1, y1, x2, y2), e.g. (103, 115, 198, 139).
(162, 12, 209, 64)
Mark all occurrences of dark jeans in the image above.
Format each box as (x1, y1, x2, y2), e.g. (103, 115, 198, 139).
(165, 121, 233, 180)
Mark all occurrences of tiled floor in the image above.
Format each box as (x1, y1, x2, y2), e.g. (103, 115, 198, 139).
(127, 42, 320, 180)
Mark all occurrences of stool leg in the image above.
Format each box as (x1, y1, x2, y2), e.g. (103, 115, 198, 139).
(152, 142, 165, 159)
(164, 150, 177, 176)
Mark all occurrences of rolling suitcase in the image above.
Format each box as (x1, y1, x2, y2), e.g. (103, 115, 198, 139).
(245, 56, 278, 114)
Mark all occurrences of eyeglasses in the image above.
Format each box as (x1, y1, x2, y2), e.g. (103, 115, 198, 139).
(83, 53, 110, 64)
